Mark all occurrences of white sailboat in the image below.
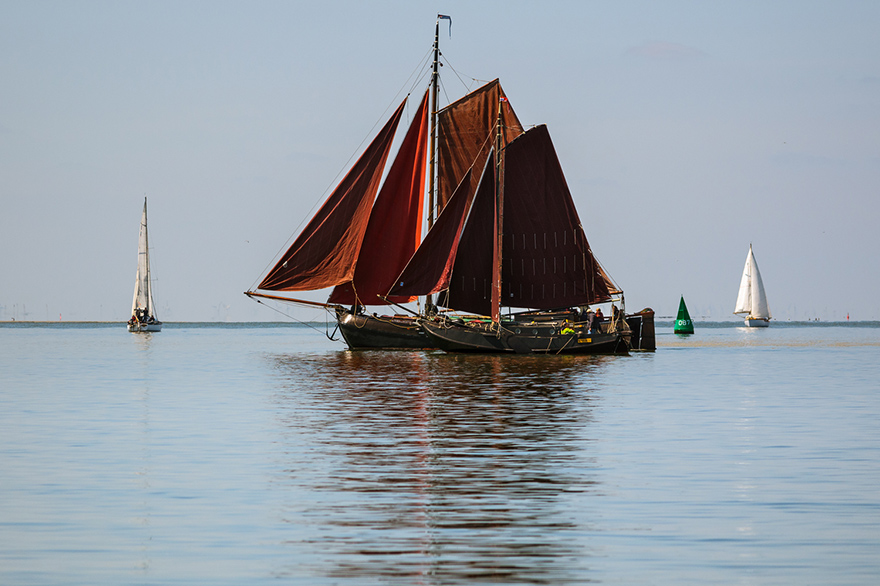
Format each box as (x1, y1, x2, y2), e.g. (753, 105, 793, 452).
(734, 244, 770, 327)
(127, 198, 162, 332)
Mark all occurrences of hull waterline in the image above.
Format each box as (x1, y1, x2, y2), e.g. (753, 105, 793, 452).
(420, 318, 630, 355)
(336, 309, 435, 349)
(128, 321, 162, 333)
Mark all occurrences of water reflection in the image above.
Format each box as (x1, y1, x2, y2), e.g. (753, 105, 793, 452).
(268, 350, 611, 584)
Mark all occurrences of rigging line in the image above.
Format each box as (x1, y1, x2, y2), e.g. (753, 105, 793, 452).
(384, 298, 420, 317)
(438, 76, 451, 109)
(441, 57, 492, 95)
(248, 296, 332, 336)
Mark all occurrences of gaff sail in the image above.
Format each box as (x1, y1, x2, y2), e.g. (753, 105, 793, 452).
(436, 79, 523, 213)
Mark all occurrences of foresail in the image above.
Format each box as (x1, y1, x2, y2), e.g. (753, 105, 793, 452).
(328, 91, 430, 306)
(441, 154, 498, 316)
(734, 247, 754, 315)
(388, 167, 475, 298)
(436, 80, 523, 214)
(258, 100, 406, 292)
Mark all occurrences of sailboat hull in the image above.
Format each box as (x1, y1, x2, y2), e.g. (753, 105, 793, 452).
(743, 317, 770, 327)
(336, 310, 435, 349)
(420, 319, 629, 355)
(128, 321, 162, 332)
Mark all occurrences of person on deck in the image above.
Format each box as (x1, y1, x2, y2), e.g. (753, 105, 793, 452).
(593, 308, 604, 333)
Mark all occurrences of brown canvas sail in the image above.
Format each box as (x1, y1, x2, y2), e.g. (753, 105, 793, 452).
(257, 100, 406, 292)
(389, 168, 475, 298)
(436, 80, 523, 213)
(499, 124, 612, 309)
(412, 124, 612, 317)
(328, 90, 430, 305)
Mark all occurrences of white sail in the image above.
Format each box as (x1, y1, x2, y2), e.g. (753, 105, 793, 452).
(129, 198, 161, 331)
(733, 244, 770, 320)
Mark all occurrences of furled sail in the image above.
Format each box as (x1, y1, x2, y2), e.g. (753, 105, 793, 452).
(258, 100, 406, 292)
(436, 80, 523, 213)
(328, 91, 430, 305)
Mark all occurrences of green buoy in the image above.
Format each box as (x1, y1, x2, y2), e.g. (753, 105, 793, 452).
(674, 296, 694, 334)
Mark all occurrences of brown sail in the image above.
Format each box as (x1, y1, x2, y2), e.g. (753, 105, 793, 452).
(436, 80, 523, 212)
(499, 124, 612, 309)
(389, 168, 475, 298)
(328, 90, 430, 305)
(257, 100, 406, 292)
(432, 125, 612, 317)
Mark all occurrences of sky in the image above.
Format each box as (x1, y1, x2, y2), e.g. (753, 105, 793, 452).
(2, 1, 878, 322)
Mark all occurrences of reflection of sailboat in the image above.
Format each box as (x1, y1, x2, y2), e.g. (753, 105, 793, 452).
(128, 198, 162, 333)
(734, 244, 771, 327)
(245, 16, 522, 349)
(268, 349, 606, 581)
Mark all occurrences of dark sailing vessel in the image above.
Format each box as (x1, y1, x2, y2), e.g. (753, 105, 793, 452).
(247, 16, 654, 352)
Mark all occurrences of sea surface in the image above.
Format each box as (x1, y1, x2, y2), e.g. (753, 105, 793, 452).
(1, 321, 878, 585)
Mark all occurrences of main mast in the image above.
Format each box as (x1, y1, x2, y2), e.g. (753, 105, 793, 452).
(428, 18, 440, 231)
(426, 15, 445, 312)
(491, 99, 505, 325)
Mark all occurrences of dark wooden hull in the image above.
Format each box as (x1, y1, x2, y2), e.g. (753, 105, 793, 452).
(336, 310, 435, 349)
(420, 318, 630, 355)
(625, 308, 656, 351)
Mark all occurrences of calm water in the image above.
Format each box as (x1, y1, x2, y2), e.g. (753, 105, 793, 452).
(1, 321, 878, 585)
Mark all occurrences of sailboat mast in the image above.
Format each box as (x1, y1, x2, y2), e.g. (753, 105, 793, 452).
(428, 18, 440, 231)
(425, 16, 442, 311)
(143, 198, 150, 316)
(491, 99, 505, 324)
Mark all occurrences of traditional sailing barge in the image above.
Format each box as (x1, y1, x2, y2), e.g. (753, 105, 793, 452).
(247, 17, 654, 353)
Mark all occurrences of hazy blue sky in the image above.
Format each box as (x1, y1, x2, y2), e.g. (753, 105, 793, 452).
(2, 1, 878, 322)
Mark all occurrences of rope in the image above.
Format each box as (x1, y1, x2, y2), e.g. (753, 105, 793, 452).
(249, 297, 334, 337)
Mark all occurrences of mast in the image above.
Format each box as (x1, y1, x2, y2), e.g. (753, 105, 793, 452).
(428, 17, 440, 231)
(143, 198, 151, 317)
(491, 98, 505, 325)
(426, 15, 447, 311)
